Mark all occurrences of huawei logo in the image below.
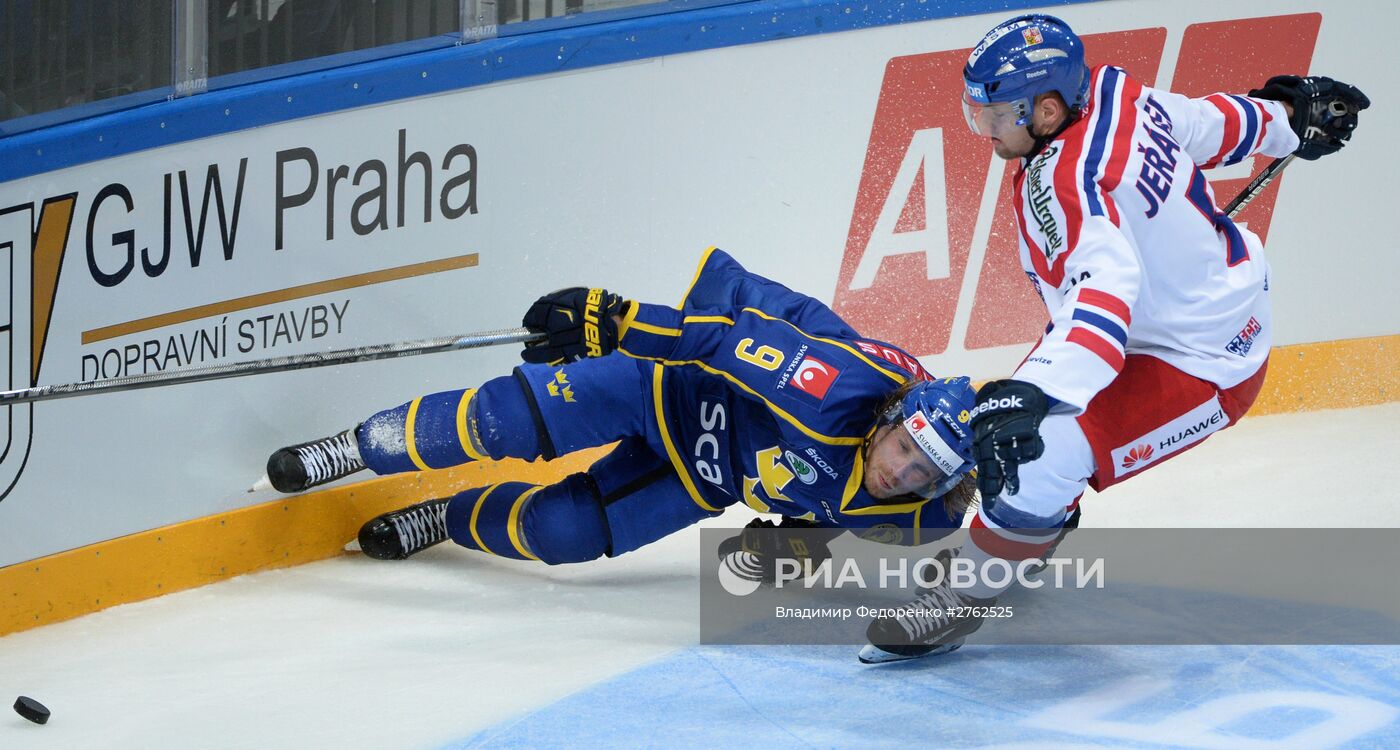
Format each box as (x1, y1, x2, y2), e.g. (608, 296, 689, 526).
(1120, 444, 1155, 470)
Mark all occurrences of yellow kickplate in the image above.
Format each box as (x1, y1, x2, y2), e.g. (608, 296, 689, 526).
(2, 334, 1395, 637)
(0, 448, 607, 637)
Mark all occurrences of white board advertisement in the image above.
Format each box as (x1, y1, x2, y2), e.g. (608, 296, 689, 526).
(0, 0, 1394, 565)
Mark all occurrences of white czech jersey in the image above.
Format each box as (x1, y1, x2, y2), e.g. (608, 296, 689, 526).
(1011, 64, 1299, 412)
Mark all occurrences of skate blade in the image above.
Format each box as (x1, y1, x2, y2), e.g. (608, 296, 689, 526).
(247, 474, 273, 493)
(857, 640, 963, 664)
(344, 538, 363, 553)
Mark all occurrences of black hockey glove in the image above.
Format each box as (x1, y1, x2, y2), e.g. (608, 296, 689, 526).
(970, 380, 1049, 498)
(1249, 75, 1370, 161)
(520, 287, 628, 365)
(718, 516, 842, 586)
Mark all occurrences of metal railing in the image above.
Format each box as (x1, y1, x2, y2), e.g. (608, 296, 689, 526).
(0, 0, 664, 130)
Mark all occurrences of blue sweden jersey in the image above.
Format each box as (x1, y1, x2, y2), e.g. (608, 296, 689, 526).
(618, 248, 961, 544)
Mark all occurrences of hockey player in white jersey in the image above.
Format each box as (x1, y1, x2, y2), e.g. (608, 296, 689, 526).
(862, 13, 1369, 663)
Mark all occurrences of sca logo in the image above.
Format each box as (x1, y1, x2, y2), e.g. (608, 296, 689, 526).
(790, 356, 839, 399)
(1120, 444, 1155, 470)
(0, 196, 75, 502)
(835, 14, 1319, 362)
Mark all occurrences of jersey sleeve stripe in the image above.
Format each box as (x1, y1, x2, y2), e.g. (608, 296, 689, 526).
(625, 319, 681, 337)
(677, 245, 720, 309)
(1072, 308, 1128, 346)
(1100, 73, 1142, 193)
(1256, 101, 1274, 150)
(1203, 94, 1242, 169)
(1102, 183, 1121, 227)
(1080, 66, 1122, 218)
(1225, 94, 1260, 166)
(1067, 327, 1126, 371)
(1076, 287, 1132, 324)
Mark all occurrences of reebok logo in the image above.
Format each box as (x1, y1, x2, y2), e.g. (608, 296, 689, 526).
(970, 395, 1022, 419)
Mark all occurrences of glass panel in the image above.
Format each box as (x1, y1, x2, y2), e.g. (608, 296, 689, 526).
(0, 0, 175, 123)
(206, 0, 463, 77)
(496, 0, 658, 25)
(0, 0, 701, 129)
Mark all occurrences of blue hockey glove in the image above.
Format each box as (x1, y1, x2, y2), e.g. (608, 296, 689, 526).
(521, 287, 627, 365)
(718, 517, 841, 585)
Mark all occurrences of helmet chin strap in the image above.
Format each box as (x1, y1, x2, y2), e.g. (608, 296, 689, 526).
(1024, 109, 1080, 159)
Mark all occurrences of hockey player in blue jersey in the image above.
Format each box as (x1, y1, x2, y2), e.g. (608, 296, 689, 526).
(259, 248, 979, 571)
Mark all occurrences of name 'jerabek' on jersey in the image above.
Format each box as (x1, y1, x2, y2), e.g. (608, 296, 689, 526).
(617, 248, 961, 543)
(1012, 64, 1299, 412)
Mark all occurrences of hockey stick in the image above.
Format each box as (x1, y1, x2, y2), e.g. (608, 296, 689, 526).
(0, 327, 543, 406)
(1224, 153, 1296, 218)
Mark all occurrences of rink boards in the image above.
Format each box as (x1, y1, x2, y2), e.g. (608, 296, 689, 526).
(0, 0, 1397, 633)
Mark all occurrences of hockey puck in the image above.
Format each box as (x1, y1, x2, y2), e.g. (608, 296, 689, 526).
(13, 696, 50, 725)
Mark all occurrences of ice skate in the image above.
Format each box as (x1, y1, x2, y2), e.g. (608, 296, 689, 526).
(859, 579, 992, 665)
(258, 428, 366, 493)
(358, 498, 451, 560)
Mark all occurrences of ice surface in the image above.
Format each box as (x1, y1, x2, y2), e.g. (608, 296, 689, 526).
(2, 404, 1397, 749)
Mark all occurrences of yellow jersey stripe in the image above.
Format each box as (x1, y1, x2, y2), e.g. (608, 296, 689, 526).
(651, 365, 722, 512)
(628, 354, 863, 446)
(404, 398, 432, 471)
(681, 314, 734, 326)
(742, 307, 907, 385)
(507, 486, 543, 561)
(677, 246, 719, 309)
(455, 389, 486, 462)
(841, 437, 867, 508)
(627, 319, 682, 337)
(469, 484, 502, 555)
(616, 300, 646, 340)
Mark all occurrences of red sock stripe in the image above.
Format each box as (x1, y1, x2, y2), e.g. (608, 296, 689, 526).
(970, 514, 1056, 561)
